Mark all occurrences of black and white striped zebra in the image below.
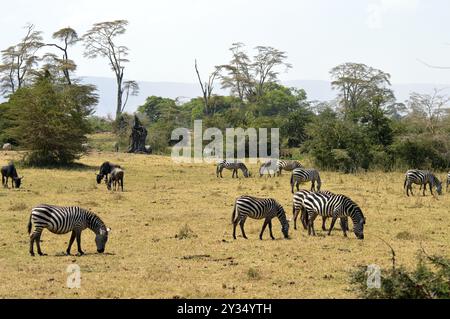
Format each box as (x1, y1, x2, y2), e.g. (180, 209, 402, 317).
(290, 168, 322, 194)
(232, 196, 289, 240)
(277, 160, 303, 176)
(447, 172, 450, 192)
(302, 192, 366, 239)
(27, 204, 110, 256)
(404, 169, 442, 197)
(292, 190, 348, 232)
(259, 160, 277, 177)
(217, 160, 250, 178)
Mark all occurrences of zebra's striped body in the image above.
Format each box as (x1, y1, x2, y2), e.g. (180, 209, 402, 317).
(107, 168, 124, 191)
(217, 160, 250, 178)
(259, 160, 277, 177)
(404, 170, 442, 197)
(232, 196, 289, 240)
(27, 205, 110, 256)
(446, 172, 450, 192)
(277, 160, 303, 176)
(291, 168, 321, 193)
(302, 192, 365, 239)
(292, 190, 348, 232)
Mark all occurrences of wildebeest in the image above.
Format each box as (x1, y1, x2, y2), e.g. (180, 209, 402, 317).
(96, 162, 121, 184)
(1, 163, 23, 189)
(107, 168, 124, 192)
(2, 143, 12, 151)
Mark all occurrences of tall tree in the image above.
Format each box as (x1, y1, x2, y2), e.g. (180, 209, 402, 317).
(195, 59, 219, 115)
(45, 27, 79, 85)
(82, 20, 139, 118)
(330, 63, 392, 117)
(0, 24, 43, 96)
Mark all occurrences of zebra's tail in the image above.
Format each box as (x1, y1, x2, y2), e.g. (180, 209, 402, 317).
(27, 214, 32, 235)
(231, 201, 237, 224)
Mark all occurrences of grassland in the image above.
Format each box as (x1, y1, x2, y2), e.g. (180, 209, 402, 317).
(0, 145, 449, 299)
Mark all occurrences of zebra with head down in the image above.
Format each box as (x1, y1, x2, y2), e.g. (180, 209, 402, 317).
(404, 169, 442, 197)
(216, 160, 250, 178)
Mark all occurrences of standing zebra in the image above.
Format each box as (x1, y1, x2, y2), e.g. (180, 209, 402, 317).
(259, 160, 277, 177)
(216, 160, 250, 178)
(277, 160, 303, 176)
(292, 190, 348, 232)
(302, 192, 366, 239)
(446, 172, 450, 192)
(290, 168, 322, 194)
(404, 170, 442, 197)
(27, 204, 110, 256)
(232, 196, 289, 240)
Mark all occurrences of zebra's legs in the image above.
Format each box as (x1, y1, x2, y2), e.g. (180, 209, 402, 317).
(66, 231, 76, 255)
(259, 219, 269, 240)
(239, 218, 248, 239)
(322, 217, 327, 231)
(301, 209, 308, 230)
(307, 214, 317, 236)
(328, 216, 338, 236)
(121, 178, 124, 192)
(35, 232, 46, 256)
(76, 231, 84, 256)
(268, 220, 275, 240)
(232, 218, 239, 240)
(29, 231, 39, 256)
(293, 206, 298, 230)
(429, 182, 433, 196)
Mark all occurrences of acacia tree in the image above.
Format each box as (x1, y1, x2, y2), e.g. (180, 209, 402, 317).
(0, 24, 43, 96)
(195, 59, 219, 115)
(218, 43, 291, 102)
(82, 20, 139, 118)
(44, 27, 79, 85)
(330, 63, 392, 116)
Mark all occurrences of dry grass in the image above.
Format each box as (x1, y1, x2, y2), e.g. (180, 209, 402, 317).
(0, 151, 449, 299)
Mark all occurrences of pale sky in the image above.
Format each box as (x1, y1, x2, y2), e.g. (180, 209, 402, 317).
(1, 0, 450, 85)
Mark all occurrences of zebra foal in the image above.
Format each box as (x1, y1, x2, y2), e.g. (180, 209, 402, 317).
(404, 170, 442, 196)
(27, 205, 110, 256)
(302, 192, 366, 240)
(232, 196, 289, 240)
(290, 168, 321, 194)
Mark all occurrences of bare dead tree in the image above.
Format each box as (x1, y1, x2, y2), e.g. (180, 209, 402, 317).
(195, 59, 219, 115)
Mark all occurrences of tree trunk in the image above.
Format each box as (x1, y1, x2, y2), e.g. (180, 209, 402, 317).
(128, 115, 150, 154)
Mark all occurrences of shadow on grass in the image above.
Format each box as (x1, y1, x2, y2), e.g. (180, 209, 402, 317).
(22, 162, 98, 172)
(54, 252, 116, 257)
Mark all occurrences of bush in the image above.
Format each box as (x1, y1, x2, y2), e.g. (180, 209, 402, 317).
(351, 251, 450, 299)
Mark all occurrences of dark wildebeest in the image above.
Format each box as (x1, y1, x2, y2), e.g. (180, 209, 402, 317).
(1, 163, 23, 189)
(96, 162, 121, 185)
(107, 168, 124, 192)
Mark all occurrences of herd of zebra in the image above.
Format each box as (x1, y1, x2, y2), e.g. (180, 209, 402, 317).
(218, 160, 450, 241)
(1, 157, 450, 256)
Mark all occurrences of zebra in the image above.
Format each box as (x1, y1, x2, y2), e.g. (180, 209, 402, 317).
(290, 168, 322, 194)
(216, 160, 250, 178)
(96, 162, 122, 185)
(259, 160, 277, 177)
(107, 168, 124, 192)
(1, 163, 23, 189)
(27, 204, 110, 256)
(447, 172, 450, 192)
(292, 190, 348, 232)
(302, 192, 366, 240)
(232, 196, 289, 240)
(404, 170, 442, 197)
(277, 160, 303, 176)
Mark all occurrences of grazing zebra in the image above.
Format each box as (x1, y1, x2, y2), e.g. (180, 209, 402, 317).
(27, 204, 110, 256)
(404, 170, 442, 197)
(259, 160, 277, 177)
(107, 168, 124, 192)
(216, 160, 250, 178)
(290, 168, 322, 194)
(96, 162, 121, 184)
(292, 190, 348, 232)
(1, 163, 23, 189)
(302, 192, 366, 239)
(277, 160, 303, 176)
(232, 196, 289, 240)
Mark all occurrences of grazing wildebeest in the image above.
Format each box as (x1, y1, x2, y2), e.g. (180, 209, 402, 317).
(28, 204, 110, 256)
(96, 162, 121, 185)
(107, 168, 124, 192)
(1, 163, 23, 189)
(2, 143, 12, 151)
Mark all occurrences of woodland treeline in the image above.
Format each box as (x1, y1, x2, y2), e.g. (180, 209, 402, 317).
(0, 22, 449, 170)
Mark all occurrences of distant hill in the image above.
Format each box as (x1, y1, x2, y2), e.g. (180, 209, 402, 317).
(29, 76, 450, 116)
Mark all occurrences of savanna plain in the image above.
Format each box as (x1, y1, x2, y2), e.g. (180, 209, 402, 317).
(0, 136, 449, 299)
